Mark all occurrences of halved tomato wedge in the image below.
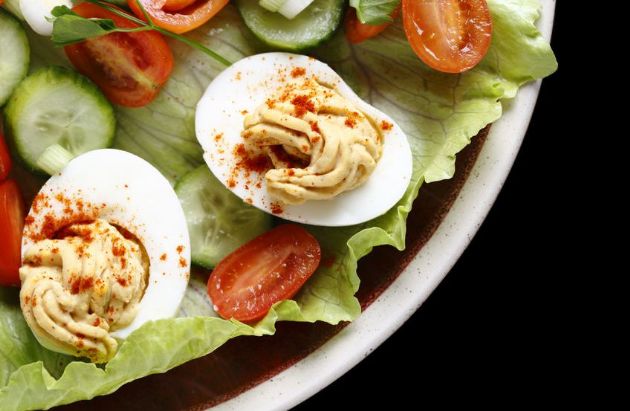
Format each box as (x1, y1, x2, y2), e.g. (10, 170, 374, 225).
(162, 0, 197, 12)
(128, 0, 229, 34)
(64, 3, 174, 107)
(402, 0, 493, 73)
(208, 224, 321, 322)
(0, 180, 25, 287)
(0, 128, 12, 181)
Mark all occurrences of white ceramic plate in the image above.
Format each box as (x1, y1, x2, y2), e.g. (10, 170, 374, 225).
(211, 1, 556, 409)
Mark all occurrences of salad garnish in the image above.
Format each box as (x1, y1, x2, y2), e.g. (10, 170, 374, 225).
(0, 179, 24, 288)
(0, 0, 556, 407)
(401, 0, 493, 73)
(208, 224, 321, 322)
(0, 128, 12, 181)
(127, 0, 229, 34)
(62, 2, 175, 107)
(0, 8, 29, 106)
(50, 0, 231, 67)
(236, 0, 345, 52)
(175, 165, 272, 269)
(346, 0, 493, 73)
(5, 66, 116, 169)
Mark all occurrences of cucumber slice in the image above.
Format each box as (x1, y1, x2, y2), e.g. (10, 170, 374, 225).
(175, 166, 272, 269)
(0, 9, 29, 106)
(5, 67, 116, 173)
(236, 0, 345, 51)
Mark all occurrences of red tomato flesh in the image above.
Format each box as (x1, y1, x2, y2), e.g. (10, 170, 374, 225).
(0, 129, 12, 181)
(0, 180, 25, 287)
(128, 0, 229, 34)
(208, 224, 321, 322)
(402, 0, 492, 73)
(162, 0, 197, 12)
(64, 3, 174, 107)
(344, 7, 400, 44)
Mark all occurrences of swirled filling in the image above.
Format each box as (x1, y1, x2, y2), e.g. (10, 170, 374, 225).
(19, 219, 148, 363)
(242, 78, 383, 204)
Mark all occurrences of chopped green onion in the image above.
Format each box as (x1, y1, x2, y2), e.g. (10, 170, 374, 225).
(259, 0, 314, 19)
(36, 144, 74, 175)
(259, 0, 287, 12)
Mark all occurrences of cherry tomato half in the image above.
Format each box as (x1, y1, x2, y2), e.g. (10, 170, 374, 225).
(208, 224, 321, 322)
(128, 0, 229, 34)
(64, 3, 174, 107)
(344, 7, 400, 44)
(0, 180, 25, 287)
(402, 0, 492, 73)
(0, 128, 12, 181)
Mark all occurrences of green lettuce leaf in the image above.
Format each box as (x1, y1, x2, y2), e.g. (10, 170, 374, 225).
(0, 1, 556, 409)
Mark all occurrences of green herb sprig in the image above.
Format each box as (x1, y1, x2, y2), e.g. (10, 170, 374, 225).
(51, 0, 231, 67)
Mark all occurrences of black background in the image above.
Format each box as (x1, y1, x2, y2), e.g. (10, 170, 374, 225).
(296, 1, 570, 407)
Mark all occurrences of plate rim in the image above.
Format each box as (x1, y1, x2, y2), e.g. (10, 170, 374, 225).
(211, 2, 556, 409)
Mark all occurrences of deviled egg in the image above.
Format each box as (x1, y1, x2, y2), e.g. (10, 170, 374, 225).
(195, 52, 413, 227)
(19, 149, 190, 363)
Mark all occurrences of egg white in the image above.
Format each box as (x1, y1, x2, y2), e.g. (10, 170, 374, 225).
(21, 149, 190, 339)
(195, 52, 413, 227)
(20, 0, 72, 36)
